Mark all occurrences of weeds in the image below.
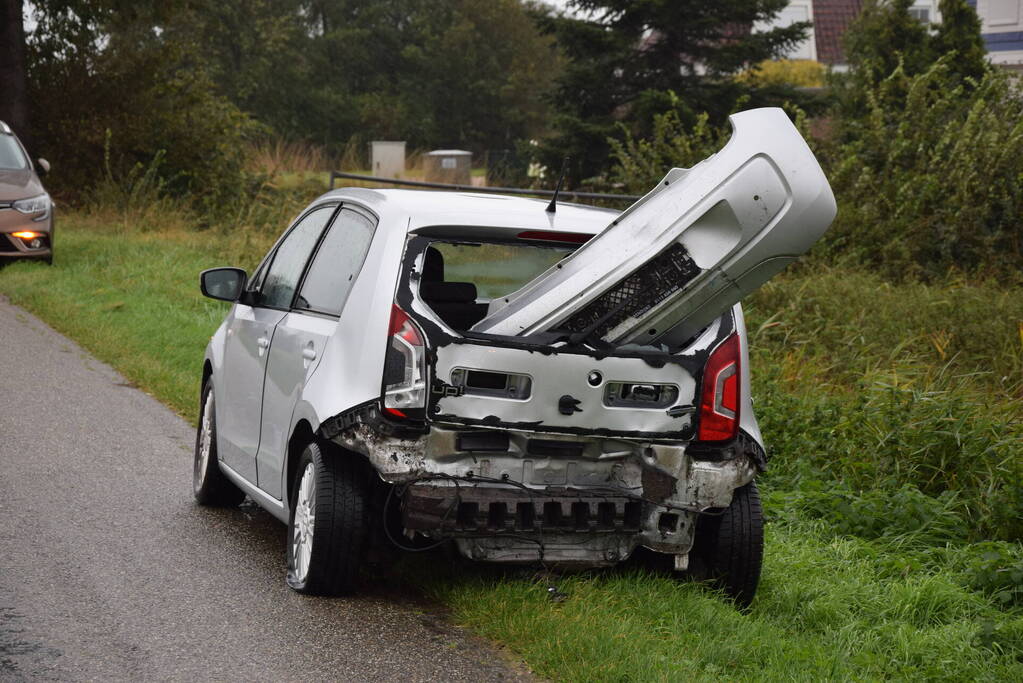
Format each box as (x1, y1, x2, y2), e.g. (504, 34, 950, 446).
(245, 138, 333, 177)
(965, 542, 1023, 608)
(744, 265, 1023, 542)
(88, 131, 191, 232)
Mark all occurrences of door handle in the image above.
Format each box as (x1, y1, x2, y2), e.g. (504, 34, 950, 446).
(257, 335, 270, 357)
(302, 341, 317, 368)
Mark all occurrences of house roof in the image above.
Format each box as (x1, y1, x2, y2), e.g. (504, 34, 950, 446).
(812, 0, 863, 65)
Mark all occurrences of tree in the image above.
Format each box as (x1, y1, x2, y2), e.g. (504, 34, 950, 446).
(844, 0, 931, 85)
(933, 0, 988, 82)
(836, 0, 989, 124)
(26, 0, 256, 202)
(170, 0, 560, 155)
(0, 0, 29, 148)
(534, 0, 809, 184)
(827, 60, 1023, 279)
(398, 0, 561, 151)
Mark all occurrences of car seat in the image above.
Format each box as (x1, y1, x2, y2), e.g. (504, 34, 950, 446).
(420, 247, 488, 330)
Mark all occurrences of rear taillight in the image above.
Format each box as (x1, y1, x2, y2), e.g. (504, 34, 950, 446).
(697, 333, 740, 442)
(383, 305, 427, 417)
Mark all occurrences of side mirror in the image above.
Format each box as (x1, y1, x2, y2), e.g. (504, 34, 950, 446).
(200, 267, 247, 302)
(36, 158, 50, 175)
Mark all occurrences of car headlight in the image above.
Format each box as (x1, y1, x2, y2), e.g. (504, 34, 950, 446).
(12, 193, 50, 220)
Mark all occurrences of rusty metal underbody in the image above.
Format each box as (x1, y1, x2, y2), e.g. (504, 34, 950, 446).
(333, 423, 756, 565)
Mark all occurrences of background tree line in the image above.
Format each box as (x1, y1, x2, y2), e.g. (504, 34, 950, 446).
(0, 0, 806, 200)
(1, 0, 1018, 278)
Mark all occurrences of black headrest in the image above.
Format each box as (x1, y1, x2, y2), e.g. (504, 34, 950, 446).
(423, 247, 444, 282)
(420, 281, 477, 303)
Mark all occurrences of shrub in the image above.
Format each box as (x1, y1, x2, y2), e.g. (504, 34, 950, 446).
(825, 59, 1023, 279)
(29, 36, 259, 207)
(744, 266, 1023, 542)
(773, 482, 968, 546)
(965, 542, 1023, 607)
(607, 97, 813, 194)
(746, 266, 1023, 394)
(753, 353, 1023, 542)
(737, 59, 826, 88)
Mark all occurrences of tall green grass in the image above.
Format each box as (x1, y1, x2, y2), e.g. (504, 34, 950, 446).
(746, 266, 1023, 393)
(743, 266, 1023, 542)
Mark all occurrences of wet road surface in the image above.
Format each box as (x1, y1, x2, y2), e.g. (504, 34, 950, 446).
(0, 297, 529, 682)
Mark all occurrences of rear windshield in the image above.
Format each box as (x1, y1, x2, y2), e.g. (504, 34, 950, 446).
(433, 241, 573, 300)
(0, 135, 28, 170)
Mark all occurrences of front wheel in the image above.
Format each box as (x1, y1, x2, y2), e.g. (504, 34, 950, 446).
(286, 441, 368, 595)
(193, 379, 245, 507)
(689, 480, 764, 607)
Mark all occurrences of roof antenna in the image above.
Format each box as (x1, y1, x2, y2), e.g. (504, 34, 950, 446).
(546, 157, 569, 214)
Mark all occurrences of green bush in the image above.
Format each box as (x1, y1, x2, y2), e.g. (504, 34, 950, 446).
(965, 542, 1023, 608)
(608, 106, 731, 193)
(29, 36, 259, 206)
(746, 266, 1023, 393)
(737, 59, 827, 88)
(754, 360, 1023, 542)
(744, 267, 1023, 543)
(608, 64, 1023, 281)
(607, 98, 812, 195)
(826, 59, 1023, 279)
(772, 483, 967, 546)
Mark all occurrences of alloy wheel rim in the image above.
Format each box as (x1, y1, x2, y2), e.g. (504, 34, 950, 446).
(292, 463, 316, 582)
(197, 391, 214, 485)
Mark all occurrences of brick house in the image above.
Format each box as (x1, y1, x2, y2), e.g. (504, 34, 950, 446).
(763, 1, 1022, 72)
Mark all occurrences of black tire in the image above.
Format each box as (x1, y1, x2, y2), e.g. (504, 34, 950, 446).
(193, 379, 245, 507)
(689, 480, 764, 607)
(286, 441, 368, 595)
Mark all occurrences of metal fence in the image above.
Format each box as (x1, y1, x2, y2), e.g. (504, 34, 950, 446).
(327, 171, 641, 204)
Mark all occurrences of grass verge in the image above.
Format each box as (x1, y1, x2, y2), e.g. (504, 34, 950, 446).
(2, 219, 1021, 680)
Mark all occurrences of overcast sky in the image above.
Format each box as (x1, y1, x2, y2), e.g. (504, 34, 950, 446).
(541, 0, 579, 15)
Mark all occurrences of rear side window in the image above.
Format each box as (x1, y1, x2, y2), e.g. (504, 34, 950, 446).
(260, 205, 335, 309)
(296, 208, 376, 316)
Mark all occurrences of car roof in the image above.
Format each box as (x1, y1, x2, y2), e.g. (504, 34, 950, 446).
(320, 187, 622, 236)
(0, 120, 12, 135)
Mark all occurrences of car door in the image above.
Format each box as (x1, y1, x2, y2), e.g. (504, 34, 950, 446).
(216, 204, 337, 484)
(256, 206, 377, 499)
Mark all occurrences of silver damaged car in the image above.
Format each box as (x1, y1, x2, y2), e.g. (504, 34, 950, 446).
(194, 107, 836, 605)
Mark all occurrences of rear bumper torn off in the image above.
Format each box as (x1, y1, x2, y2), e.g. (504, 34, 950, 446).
(330, 415, 757, 564)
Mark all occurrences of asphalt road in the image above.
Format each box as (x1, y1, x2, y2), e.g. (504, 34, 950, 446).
(0, 297, 530, 682)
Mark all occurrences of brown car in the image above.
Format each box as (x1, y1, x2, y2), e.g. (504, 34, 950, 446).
(0, 121, 53, 264)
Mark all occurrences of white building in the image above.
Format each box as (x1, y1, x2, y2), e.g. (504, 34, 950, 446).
(760, 1, 1021, 72)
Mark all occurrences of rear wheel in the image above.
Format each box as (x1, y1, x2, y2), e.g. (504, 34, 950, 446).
(286, 441, 368, 595)
(689, 480, 764, 607)
(193, 379, 245, 507)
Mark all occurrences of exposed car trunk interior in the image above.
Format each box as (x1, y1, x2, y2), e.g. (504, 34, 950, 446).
(419, 246, 489, 330)
(417, 239, 576, 334)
